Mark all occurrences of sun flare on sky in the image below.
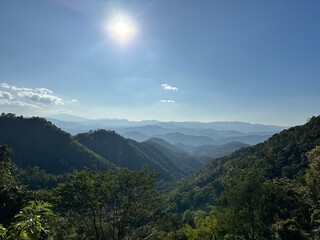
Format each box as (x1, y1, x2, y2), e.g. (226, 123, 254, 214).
(114, 21, 130, 38)
(108, 14, 135, 42)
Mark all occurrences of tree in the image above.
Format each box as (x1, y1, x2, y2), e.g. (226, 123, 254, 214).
(221, 168, 266, 239)
(53, 167, 162, 240)
(9, 201, 55, 240)
(306, 146, 320, 206)
(306, 147, 320, 239)
(0, 224, 7, 239)
(183, 207, 222, 240)
(0, 145, 28, 226)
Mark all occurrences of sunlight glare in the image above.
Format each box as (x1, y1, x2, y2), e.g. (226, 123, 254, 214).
(114, 21, 130, 38)
(108, 14, 135, 43)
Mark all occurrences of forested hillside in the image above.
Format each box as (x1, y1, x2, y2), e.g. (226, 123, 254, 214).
(75, 129, 202, 180)
(167, 116, 320, 239)
(0, 114, 203, 181)
(0, 114, 112, 174)
(0, 115, 319, 239)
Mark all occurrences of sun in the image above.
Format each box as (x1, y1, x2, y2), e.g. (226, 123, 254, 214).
(108, 15, 135, 42)
(114, 21, 130, 38)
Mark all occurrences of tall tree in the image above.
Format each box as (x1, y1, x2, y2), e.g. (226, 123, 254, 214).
(54, 168, 162, 240)
(306, 147, 320, 239)
(0, 145, 28, 226)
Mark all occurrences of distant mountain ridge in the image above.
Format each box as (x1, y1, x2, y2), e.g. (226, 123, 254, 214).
(47, 116, 286, 147)
(46, 114, 286, 132)
(147, 138, 249, 163)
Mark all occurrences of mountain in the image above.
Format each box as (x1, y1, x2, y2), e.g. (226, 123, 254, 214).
(153, 132, 270, 147)
(189, 141, 250, 162)
(46, 113, 89, 122)
(170, 115, 320, 213)
(121, 131, 150, 142)
(147, 137, 186, 153)
(147, 138, 249, 163)
(118, 125, 172, 136)
(212, 134, 271, 145)
(75, 129, 203, 180)
(154, 132, 217, 146)
(46, 117, 285, 137)
(0, 114, 112, 174)
(157, 121, 286, 133)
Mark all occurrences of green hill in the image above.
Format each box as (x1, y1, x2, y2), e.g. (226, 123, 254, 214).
(75, 129, 203, 180)
(170, 115, 320, 212)
(0, 113, 112, 174)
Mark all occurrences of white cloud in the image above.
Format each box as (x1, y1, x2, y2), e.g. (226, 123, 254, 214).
(0, 83, 11, 89)
(0, 82, 64, 107)
(0, 91, 13, 100)
(17, 89, 63, 105)
(0, 90, 41, 108)
(66, 99, 79, 104)
(160, 99, 175, 103)
(161, 83, 178, 91)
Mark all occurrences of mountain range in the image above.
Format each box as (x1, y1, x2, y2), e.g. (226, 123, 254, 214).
(0, 113, 244, 181)
(0, 113, 286, 182)
(46, 114, 286, 147)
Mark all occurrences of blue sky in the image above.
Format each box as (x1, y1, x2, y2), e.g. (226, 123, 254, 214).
(0, 0, 319, 125)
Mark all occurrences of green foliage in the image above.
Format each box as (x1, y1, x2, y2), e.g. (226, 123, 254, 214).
(306, 146, 320, 206)
(0, 224, 7, 239)
(306, 146, 320, 239)
(183, 208, 221, 240)
(0, 145, 28, 226)
(0, 114, 112, 174)
(1, 114, 320, 239)
(170, 116, 320, 214)
(13, 166, 65, 190)
(221, 169, 266, 239)
(53, 167, 162, 240)
(311, 209, 320, 240)
(9, 201, 55, 240)
(75, 129, 202, 181)
(167, 116, 320, 239)
(271, 219, 309, 240)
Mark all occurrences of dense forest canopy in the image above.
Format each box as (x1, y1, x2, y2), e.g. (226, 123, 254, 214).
(0, 113, 319, 239)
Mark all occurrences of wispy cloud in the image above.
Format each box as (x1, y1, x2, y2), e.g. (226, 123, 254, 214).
(0, 90, 41, 108)
(69, 99, 78, 103)
(0, 83, 11, 89)
(0, 83, 64, 108)
(0, 91, 13, 100)
(160, 99, 175, 103)
(161, 83, 178, 91)
(17, 88, 64, 105)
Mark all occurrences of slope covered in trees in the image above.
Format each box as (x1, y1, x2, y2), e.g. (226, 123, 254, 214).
(170, 116, 320, 212)
(0, 113, 112, 174)
(167, 116, 320, 239)
(0, 115, 319, 239)
(75, 129, 203, 180)
(0, 145, 167, 239)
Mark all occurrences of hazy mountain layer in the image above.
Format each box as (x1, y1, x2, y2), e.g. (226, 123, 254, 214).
(47, 116, 285, 147)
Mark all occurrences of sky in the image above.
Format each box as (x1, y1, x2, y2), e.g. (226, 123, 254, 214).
(0, 0, 319, 126)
